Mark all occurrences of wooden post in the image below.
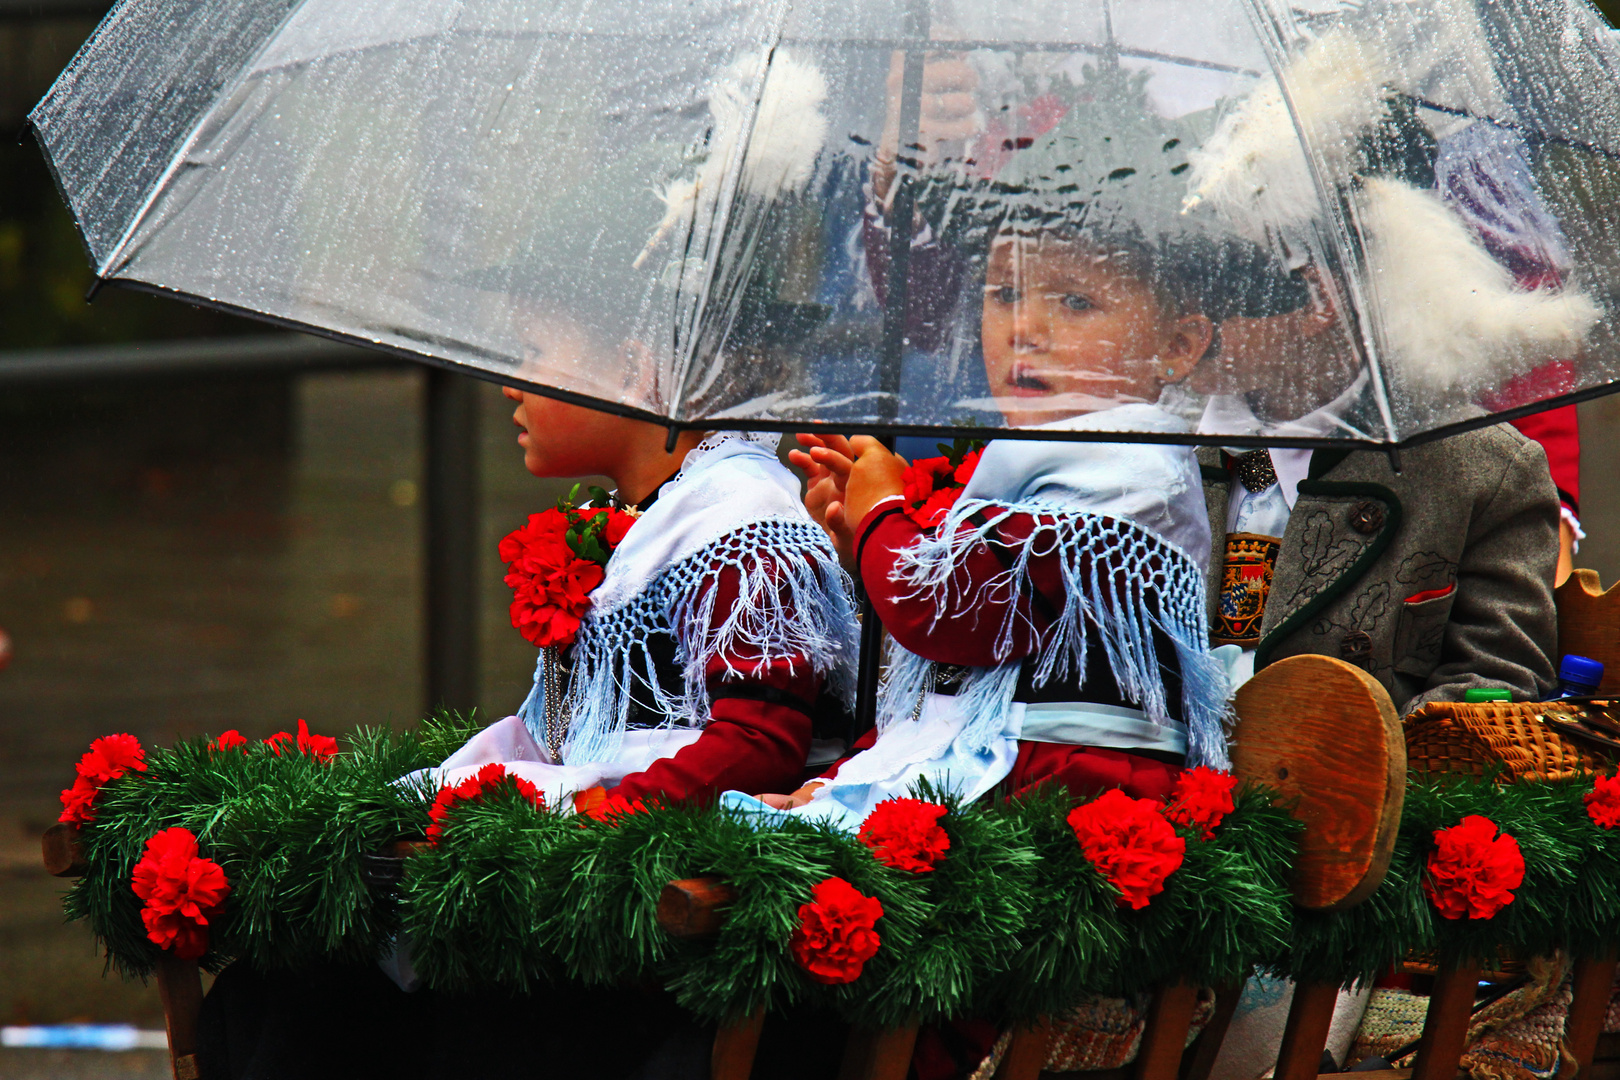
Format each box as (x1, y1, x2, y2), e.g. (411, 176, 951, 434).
(1181, 982, 1244, 1080)
(1273, 980, 1340, 1080)
(994, 1017, 1052, 1080)
(838, 1022, 921, 1080)
(712, 1007, 766, 1080)
(41, 822, 87, 877)
(425, 366, 480, 715)
(155, 952, 205, 1080)
(1136, 980, 1202, 1080)
(1558, 952, 1619, 1080)
(658, 877, 738, 939)
(1409, 960, 1483, 1080)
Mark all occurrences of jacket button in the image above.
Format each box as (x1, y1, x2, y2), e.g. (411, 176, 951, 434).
(1340, 630, 1373, 664)
(1350, 501, 1385, 534)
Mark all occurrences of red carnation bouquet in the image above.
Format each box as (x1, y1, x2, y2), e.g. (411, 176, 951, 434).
(1163, 767, 1238, 841)
(790, 877, 884, 984)
(427, 763, 546, 844)
(1423, 814, 1524, 920)
(263, 719, 339, 761)
(900, 438, 985, 528)
(1067, 789, 1187, 910)
(59, 734, 146, 826)
(130, 828, 229, 960)
(501, 485, 640, 650)
(858, 798, 951, 872)
(1585, 774, 1620, 829)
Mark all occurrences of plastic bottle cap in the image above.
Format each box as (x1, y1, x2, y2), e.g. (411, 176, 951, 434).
(1559, 654, 1605, 686)
(1464, 688, 1513, 703)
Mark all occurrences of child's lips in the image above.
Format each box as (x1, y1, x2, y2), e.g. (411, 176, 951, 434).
(1005, 364, 1053, 397)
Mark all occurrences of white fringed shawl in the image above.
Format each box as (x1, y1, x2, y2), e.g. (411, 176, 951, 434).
(877, 406, 1231, 768)
(517, 433, 859, 766)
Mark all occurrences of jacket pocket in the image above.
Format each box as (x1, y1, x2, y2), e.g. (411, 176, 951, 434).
(1392, 585, 1456, 677)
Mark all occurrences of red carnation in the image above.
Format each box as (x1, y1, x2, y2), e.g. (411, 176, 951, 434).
(790, 877, 884, 985)
(131, 828, 229, 960)
(58, 734, 147, 825)
(858, 798, 951, 872)
(506, 555, 605, 649)
(263, 719, 338, 761)
(427, 763, 545, 844)
(953, 448, 982, 485)
(573, 785, 648, 824)
(210, 730, 248, 752)
(1067, 789, 1186, 910)
(1424, 815, 1524, 920)
(1584, 774, 1620, 830)
(1163, 767, 1238, 841)
(901, 457, 962, 528)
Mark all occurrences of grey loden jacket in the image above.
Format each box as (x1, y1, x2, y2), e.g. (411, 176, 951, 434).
(1198, 423, 1560, 716)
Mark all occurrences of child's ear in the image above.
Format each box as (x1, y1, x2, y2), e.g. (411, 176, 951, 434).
(1161, 313, 1216, 383)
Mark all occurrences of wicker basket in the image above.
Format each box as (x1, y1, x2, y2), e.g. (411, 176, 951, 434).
(1403, 701, 1611, 782)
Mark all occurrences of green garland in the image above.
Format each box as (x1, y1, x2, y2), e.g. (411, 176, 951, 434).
(1285, 772, 1620, 986)
(62, 720, 1619, 1019)
(61, 720, 1297, 1025)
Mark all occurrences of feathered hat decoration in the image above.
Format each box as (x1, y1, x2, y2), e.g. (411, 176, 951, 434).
(635, 49, 829, 269)
(1185, 27, 1601, 397)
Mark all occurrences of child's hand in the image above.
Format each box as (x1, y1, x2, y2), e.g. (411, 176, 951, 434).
(759, 782, 823, 810)
(790, 433, 858, 567)
(844, 436, 908, 529)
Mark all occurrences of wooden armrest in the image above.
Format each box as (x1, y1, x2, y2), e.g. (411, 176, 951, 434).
(42, 822, 87, 878)
(658, 877, 737, 939)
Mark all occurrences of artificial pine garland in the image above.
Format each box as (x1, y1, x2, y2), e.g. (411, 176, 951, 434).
(58, 721, 1620, 1021)
(1285, 772, 1620, 985)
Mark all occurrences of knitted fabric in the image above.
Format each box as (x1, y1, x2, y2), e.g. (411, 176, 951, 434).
(966, 990, 1217, 1080)
(879, 498, 1231, 769)
(1350, 955, 1573, 1080)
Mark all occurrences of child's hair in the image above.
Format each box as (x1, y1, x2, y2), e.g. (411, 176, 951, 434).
(920, 61, 1313, 328)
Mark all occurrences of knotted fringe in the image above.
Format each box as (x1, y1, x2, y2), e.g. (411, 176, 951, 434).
(519, 519, 859, 765)
(881, 499, 1231, 769)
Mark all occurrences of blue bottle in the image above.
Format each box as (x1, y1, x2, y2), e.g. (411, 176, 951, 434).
(1556, 655, 1605, 699)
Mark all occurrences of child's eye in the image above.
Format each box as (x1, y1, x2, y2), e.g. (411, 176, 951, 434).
(993, 285, 1020, 305)
(1061, 294, 1093, 312)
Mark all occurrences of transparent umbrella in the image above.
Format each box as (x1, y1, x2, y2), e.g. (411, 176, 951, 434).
(28, 0, 1620, 447)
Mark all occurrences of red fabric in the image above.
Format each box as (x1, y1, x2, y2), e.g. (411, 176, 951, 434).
(1403, 583, 1457, 604)
(609, 563, 820, 805)
(829, 505, 1184, 802)
(1508, 405, 1580, 511)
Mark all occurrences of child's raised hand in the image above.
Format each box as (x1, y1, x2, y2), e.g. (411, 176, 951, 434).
(790, 433, 858, 566)
(844, 436, 908, 529)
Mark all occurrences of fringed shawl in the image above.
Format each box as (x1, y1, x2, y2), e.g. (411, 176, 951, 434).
(518, 434, 859, 765)
(877, 406, 1231, 768)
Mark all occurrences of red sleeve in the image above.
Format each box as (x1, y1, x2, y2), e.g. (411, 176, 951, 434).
(611, 564, 820, 805)
(1509, 404, 1580, 513)
(854, 504, 1072, 666)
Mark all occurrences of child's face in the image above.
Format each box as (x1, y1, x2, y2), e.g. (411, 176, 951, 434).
(980, 234, 1212, 428)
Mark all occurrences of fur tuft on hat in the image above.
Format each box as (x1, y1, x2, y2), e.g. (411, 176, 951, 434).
(636, 49, 828, 268)
(1358, 176, 1601, 394)
(1184, 28, 1393, 238)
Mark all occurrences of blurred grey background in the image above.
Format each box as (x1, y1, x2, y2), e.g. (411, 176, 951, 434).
(1, 4, 1618, 1074)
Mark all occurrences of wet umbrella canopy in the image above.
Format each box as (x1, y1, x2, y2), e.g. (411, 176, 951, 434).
(28, 0, 1620, 446)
